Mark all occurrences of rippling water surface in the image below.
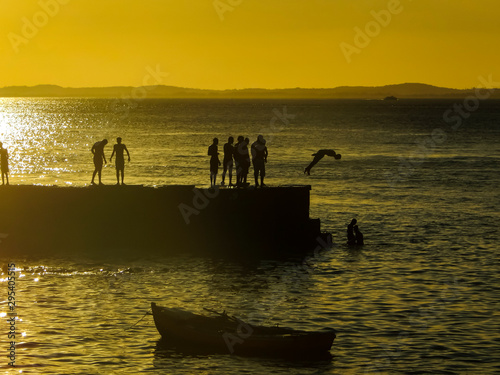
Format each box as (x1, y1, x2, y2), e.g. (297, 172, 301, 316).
(0, 99, 499, 374)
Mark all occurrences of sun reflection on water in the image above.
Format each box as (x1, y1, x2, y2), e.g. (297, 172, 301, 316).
(0, 98, 95, 185)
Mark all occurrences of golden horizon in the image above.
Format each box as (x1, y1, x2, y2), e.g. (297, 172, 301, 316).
(1, 1, 499, 90)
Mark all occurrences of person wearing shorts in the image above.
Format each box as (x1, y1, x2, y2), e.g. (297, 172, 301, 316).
(208, 138, 221, 187)
(110, 137, 131, 185)
(91, 139, 108, 185)
(251, 135, 268, 187)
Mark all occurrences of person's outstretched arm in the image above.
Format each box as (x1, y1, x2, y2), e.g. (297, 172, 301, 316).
(110, 146, 115, 162)
(124, 145, 130, 161)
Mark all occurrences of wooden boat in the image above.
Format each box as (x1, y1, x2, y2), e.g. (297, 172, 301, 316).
(151, 302, 336, 356)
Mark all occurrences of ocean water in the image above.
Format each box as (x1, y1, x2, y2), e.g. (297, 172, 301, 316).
(0, 98, 499, 374)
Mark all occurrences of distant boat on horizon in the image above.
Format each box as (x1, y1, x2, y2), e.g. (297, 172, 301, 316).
(383, 95, 398, 101)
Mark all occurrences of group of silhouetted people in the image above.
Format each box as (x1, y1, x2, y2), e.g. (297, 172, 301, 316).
(208, 135, 268, 188)
(1, 134, 342, 188)
(208, 138, 344, 187)
(91, 137, 130, 185)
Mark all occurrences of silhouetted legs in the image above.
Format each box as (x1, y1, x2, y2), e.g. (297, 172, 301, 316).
(210, 171, 217, 187)
(210, 160, 219, 187)
(242, 162, 249, 185)
(91, 165, 104, 185)
(253, 160, 266, 187)
(304, 154, 325, 175)
(254, 174, 265, 187)
(1, 172, 8, 185)
(116, 167, 125, 185)
(234, 162, 239, 186)
(235, 162, 250, 187)
(222, 160, 233, 186)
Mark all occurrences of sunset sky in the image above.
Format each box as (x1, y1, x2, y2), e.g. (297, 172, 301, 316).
(1, 0, 499, 90)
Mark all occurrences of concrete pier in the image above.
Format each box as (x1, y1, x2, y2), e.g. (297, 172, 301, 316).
(0, 185, 330, 257)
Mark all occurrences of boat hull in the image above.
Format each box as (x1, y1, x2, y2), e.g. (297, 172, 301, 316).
(151, 303, 335, 356)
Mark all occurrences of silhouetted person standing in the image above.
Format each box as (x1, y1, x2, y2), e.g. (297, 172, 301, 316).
(0, 142, 9, 185)
(241, 137, 251, 186)
(304, 149, 341, 175)
(251, 135, 268, 187)
(110, 137, 130, 185)
(347, 218, 357, 246)
(208, 138, 221, 187)
(91, 139, 108, 185)
(221, 136, 234, 187)
(234, 136, 244, 187)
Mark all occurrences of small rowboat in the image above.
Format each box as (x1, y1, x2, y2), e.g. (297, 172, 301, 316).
(151, 302, 336, 357)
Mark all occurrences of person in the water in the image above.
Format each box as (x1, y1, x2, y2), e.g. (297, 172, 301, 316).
(304, 149, 341, 175)
(347, 218, 357, 246)
(221, 136, 234, 187)
(208, 137, 221, 187)
(110, 137, 131, 185)
(353, 225, 364, 245)
(91, 139, 108, 185)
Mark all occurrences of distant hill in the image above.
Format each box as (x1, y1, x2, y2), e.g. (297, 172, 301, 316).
(0, 83, 498, 99)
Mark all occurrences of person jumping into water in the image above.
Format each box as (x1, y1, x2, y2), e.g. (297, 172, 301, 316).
(304, 149, 341, 175)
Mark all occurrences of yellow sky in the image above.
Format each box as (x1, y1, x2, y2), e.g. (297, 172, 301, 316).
(1, 0, 499, 89)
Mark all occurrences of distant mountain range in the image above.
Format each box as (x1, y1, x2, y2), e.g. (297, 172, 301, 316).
(0, 83, 498, 99)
